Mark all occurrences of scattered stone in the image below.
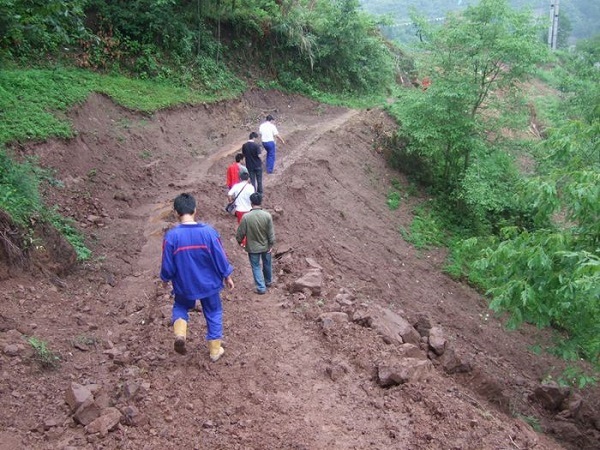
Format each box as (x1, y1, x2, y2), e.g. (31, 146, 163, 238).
(290, 270, 323, 296)
(359, 306, 421, 346)
(377, 358, 433, 387)
(428, 327, 447, 356)
(397, 343, 427, 360)
(413, 314, 432, 337)
(65, 383, 93, 411)
(438, 348, 472, 374)
(305, 258, 323, 270)
(73, 397, 102, 426)
(3, 344, 23, 357)
(85, 407, 122, 436)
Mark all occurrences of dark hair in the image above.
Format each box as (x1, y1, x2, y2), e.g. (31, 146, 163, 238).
(266, 114, 274, 121)
(240, 171, 250, 181)
(250, 192, 262, 206)
(174, 193, 196, 216)
(235, 153, 244, 163)
(249, 131, 258, 139)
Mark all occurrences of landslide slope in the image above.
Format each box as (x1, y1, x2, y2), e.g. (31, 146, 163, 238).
(0, 90, 598, 450)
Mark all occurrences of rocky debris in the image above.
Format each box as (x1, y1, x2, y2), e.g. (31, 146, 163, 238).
(85, 407, 122, 436)
(412, 314, 432, 337)
(305, 257, 323, 270)
(73, 397, 102, 426)
(65, 383, 94, 411)
(531, 381, 571, 412)
(334, 288, 355, 306)
(121, 405, 149, 427)
(3, 343, 25, 357)
(397, 343, 427, 360)
(290, 270, 323, 296)
(435, 348, 472, 374)
(377, 358, 433, 387)
(428, 326, 447, 356)
(354, 305, 421, 346)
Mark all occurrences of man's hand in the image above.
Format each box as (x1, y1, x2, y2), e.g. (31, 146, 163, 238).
(225, 276, 235, 290)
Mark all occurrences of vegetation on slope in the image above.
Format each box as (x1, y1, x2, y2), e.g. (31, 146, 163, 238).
(383, 0, 598, 374)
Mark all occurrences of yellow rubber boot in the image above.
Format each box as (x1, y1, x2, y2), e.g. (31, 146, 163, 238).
(208, 339, 224, 362)
(173, 319, 187, 355)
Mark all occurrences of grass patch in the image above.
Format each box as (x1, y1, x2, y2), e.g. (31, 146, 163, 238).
(28, 336, 60, 369)
(0, 67, 239, 145)
(386, 191, 401, 210)
(400, 204, 446, 250)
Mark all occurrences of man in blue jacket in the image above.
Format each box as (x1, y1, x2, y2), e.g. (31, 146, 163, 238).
(160, 193, 234, 361)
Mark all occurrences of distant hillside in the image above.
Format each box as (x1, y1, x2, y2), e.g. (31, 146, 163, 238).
(360, 0, 600, 42)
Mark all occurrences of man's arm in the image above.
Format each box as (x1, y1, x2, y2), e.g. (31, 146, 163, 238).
(159, 238, 175, 282)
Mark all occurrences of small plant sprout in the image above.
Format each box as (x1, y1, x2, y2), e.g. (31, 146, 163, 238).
(28, 337, 60, 369)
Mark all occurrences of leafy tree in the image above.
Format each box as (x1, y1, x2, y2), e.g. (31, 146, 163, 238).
(471, 41, 600, 363)
(389, 0, 546, 194)
(0, 0, 88, 57)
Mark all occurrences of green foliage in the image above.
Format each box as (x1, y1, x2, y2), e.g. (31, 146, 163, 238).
(362, 0, 600, 44)
(28, 336, 60, 369)
(0, 148, 42, 226)
(389, 0, 547, 194)
(0, 67, 230, 145)
(445, 236, 493, 288)
(261, 0, 397, 94)
(0, 0, 88, 58)
(386, 190, 401, 210)
(557, 365, 597, 389)
(400, 204, 445, 249)
(48, 212, 91, 261)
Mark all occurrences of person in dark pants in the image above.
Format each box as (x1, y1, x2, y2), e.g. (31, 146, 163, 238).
(242, 131, 263, 194)
(160, 193, 234, 361)
(235, 193, 275, 294)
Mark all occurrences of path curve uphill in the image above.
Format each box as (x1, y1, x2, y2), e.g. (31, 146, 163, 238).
(0, 89, 598, 450)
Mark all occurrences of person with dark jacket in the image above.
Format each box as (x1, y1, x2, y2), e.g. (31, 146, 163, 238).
(160, 193, 234, 361)
(235, 193, 275, 294)
(241, 132, 263, 194)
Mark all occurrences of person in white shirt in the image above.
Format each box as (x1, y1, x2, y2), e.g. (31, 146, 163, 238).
(227, 171, 255, 224)
(258, 114, 285, 174)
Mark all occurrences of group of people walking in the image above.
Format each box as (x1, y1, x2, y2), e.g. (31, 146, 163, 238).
(159, 115, 283, 362)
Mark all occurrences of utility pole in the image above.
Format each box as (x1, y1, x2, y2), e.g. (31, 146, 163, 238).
(548, 0, 560, 50)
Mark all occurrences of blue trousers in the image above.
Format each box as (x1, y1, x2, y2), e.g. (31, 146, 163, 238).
(263, 141, 276, 173)
(249, 252, 272, 292)
(172, 293, 223, 340)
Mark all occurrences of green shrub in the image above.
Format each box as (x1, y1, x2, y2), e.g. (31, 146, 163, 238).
(28, 336, 60, 369)
(400, 204, 446, 250)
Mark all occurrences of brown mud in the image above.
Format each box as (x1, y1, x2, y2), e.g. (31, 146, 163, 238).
(0, 89, 598, 450)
